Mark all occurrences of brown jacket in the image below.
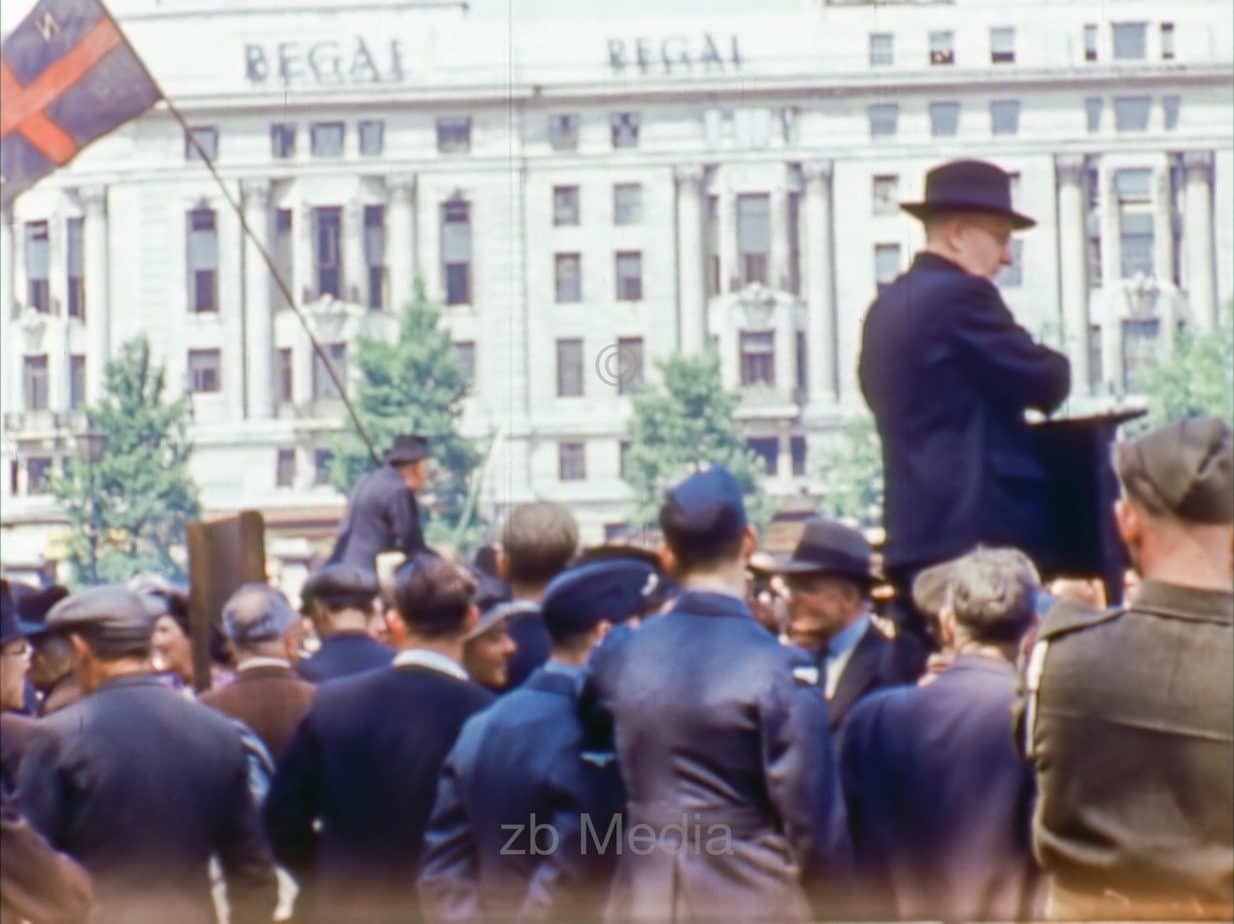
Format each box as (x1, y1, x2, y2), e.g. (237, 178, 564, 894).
(201, 662, 315, 762)
(1, 793, 92, 924)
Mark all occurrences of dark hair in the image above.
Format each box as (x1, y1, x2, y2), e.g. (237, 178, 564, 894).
(501, 502, 578, 585)
(662, 528, 745, 577)
(392, 555, 477, 639)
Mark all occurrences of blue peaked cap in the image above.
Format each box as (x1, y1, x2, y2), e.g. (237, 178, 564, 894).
(659, 465, 748, 544)
(541, 559, 659, 641)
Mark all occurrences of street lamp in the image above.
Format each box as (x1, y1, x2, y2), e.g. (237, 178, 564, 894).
(76, 420, 108, 584)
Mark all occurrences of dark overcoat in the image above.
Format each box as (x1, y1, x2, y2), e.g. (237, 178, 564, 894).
(295, 631, 393, 684)
(824, 623, 927, 732)
(14, 674, 277, 924)
(859, 252, 1071, 572)
(583, 591, 852, 923)
(328, 463, 427, 570)
(420, 665, 624, 922)
(842, 655, 1040, 920)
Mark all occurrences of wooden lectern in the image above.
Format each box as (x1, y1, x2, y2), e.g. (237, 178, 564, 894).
(1028, 409, 1146, 605)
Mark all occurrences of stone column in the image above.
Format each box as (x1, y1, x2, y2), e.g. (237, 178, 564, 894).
(674, 165, 706, 354)
(386, 174, 416, 311)
(80, 186, 110, 403)
(769, 172, 791, 293)
(242, 179, 274, 419)
(343, 199, 365, 306)
(717, 178, 737, 296)
(295, 201, 314, 304)
(1055, 156, 1091, 395)
(1153, 156, 1177, 287)
(1182, 151, 1216, 331)
(802, 160, 837, 407)
(1098, 162, 1120, 295)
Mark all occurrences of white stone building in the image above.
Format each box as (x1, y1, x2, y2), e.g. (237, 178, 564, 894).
(2, 0, 1231, 580)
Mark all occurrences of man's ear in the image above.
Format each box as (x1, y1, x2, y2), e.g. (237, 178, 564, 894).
(1114, 498, 1141, 551)
(658, 545, 678, 578)
(741, 525, 759, 562)
(937, 606, 958, 651)
(462, 603, 480, 635)
(383, 607, 405, 643)
(496, 549, 511, 583)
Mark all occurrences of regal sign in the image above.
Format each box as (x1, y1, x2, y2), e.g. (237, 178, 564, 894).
(608, 33, 742, 75)
(244, 37, 407, 85)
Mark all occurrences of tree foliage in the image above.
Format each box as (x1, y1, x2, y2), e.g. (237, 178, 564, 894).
(1132, 303, 1234, 431)
(814, 412, 884, 529)
(48, 336, 200, 585)
(623, 352, 769, 528)
(329, 282, 484, 550)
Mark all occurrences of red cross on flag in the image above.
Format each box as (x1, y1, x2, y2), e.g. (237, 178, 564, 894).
(1, 0, 160, 207)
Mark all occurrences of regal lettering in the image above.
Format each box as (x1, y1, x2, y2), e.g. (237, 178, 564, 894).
(607, 33, 742, 76)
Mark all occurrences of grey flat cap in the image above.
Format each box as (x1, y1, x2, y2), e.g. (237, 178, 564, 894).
(1115, 416, 1233, 524)
(46, 585, 155, 655)
(222, 583, 299, 646)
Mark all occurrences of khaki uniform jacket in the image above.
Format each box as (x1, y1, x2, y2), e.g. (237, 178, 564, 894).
(1018, 582, 1233, 920)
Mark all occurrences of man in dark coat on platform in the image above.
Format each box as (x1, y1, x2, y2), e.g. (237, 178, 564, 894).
(329, 433, 430, 570)
(859, 160, 1071, 639)
(265, 555, 494, 924)
(15, 586, 277, 924)
(420, 557, 656, 922)
(296, 563, 392, 684)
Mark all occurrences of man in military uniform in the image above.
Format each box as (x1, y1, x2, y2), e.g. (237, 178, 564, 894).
(296, 564, 392, 683)
(1020, 416, 1233, 920)
(584, 466, 851, 923)
(329, 433, 430, 570)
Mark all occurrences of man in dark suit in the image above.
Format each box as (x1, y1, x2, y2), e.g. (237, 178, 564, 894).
(859, 160, 1071, 641)
(265, 554, 494, 923)
(202, 583, 315, 761)
(584, 467, 851, 923)
(296, 563, 393, 683)
(420, 557, 656, 922)
(15, 586, 277, 924)
(842, 548, 1042, 921)
(772, 518, 926, 732)
(329, 433, 430, 570)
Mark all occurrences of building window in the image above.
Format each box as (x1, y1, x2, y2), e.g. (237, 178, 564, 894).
(875, 243, 901, 293)
(705, 195, 720, 296)
(437, 116, 471, 154)
(549, 113, 580, 151)
(559, 442, 586, 481)
(990, 26, 1015, 63)
(69, 355, 86, 410)
(869, 32, 893, 67)
(554, 253, 582, 303)
(310, 122, 344, 157)
(314, 449, 333, 485)
(277, 347, 293, 404)
(442, 199, 472, 305)
(1085, 97, 1103, 133)
(553, 185, 580, 226)
(1160, 22, 1175, 61)
(613, 183, 642, 225)
(795, 331, 807, 397)
(556, 338, 583, 397)
(187, 349, 221, 393)
(312, 206, 342, 298)
(455, 340, 476, 391)
(1115, 169, 1154, 279)
(1112, 22, 1148, 60)
(66, 217, 84, 319)
(1122, 317, 1160, 392)
(617, 337, 644, 395)
(739, 331, 775, 387)
(276, 449, 296, 487)
(23, 355, 48, 410)
(185, 125, 218, 161)
(868, 104, 899, 139)
(611, 112, 639, 149)
(872, 175, 899, 216)
(364, 205, 385, 310)
(615, 251, 642, 301)
(990, 100, 1020, 136)
(791, 436, 807, 477)
(737, 194, 770, 286)
(358, 119, 384, 156)
(747, 438, 778, 474)
(27, 457, 53, 494)
(312, 342, 347, 401)
(787, 192, 801, 296)
(25, 221, 49, 312)
(929, 31, 954, 65)
(273, 210, 294, 305)
(1085, 165, 1103, 288)
(997, 239, 1024, 288)
(271, 122, 295, 159)
(929, 101, 961, 137)
(1163, 95, 1181, 131)
(1113, 96, 1150, 132)
(618, 440, 631, 479)
(1083, 24, 1098, 62)
(186, 207, 218, 313)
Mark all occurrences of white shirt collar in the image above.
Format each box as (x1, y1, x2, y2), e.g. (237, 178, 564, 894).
(391, 648, 469, 682)
(237, 657, 292, 672)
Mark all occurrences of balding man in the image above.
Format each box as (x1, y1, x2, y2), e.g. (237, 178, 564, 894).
(1021, 417, 1233, 920)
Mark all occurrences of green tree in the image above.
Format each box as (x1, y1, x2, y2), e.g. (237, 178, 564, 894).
(329, 282, 483, 550)
(48, 336, 200, 585)
(1132, 303, 1234, 430)
(814, 412, 884, 528)
(623, 352, 769, 528)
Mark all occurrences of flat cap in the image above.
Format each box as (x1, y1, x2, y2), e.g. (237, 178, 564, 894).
(1115, 416, 1233, 523)
(541, 559, 659, 641)
(302, 563, 379, 607)
(659, 465, 747, 545)
(221, 583, 299, 646)
(45, 585, 155, 655)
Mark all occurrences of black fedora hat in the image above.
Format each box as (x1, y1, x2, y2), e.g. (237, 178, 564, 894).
(900, 159, 1035, 230)
(1, 579, 44, 646)
(767, 518, 874, 584)
(386, 434, 430, 466)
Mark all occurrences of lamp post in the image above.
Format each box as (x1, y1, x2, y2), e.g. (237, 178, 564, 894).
(77, 420, 108, 585)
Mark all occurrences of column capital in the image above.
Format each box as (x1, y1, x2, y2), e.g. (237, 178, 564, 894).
(674, 164, 706, 186)
(387, 173, 417, 201)
(801, 159, 834, 185)
(1053, 154, 1087, 182)
(1181, 150, 1213, 174)
(240, 178, 271, 207)
(76, 185, 108, 215)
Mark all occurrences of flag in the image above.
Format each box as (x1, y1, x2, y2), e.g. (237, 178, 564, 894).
(1, 0, 160, 207)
